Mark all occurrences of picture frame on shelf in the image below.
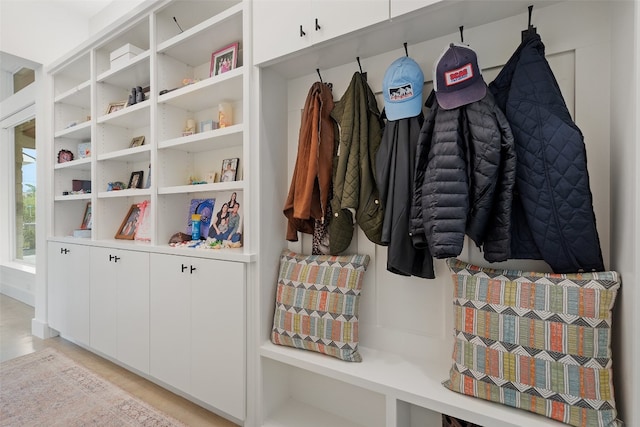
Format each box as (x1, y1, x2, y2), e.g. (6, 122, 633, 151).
(57, 149, 74, 163)
(129, 135, 145, 148)
(77, 142, 91, 158)
(210, 42, 239, 77)
(115, 204, 140, 240)
(220, 158, 239, 182)
(106, 100, 126, 114)
(80, 202, 92, 230)
(128, 170, 144, 189)
(199, 119, 214, 133)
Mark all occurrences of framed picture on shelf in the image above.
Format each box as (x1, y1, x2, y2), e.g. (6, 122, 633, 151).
(210, 42, 239, 77)
(80, 202, 92, 230)
(106, 100, 126, 114)
(128, 170, 144, 189)
(57, 149, 74, 163)
(129, 135, 145, 148)
(220, 158, 239, 182)
(199, 120, 214, 133)
(115, 204, 140, 240)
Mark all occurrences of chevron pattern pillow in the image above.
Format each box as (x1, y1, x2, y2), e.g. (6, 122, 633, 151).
(271, 250, 370, 362)
(444, 259, 622, 427)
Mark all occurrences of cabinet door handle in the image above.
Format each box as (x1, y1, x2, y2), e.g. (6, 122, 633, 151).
(181, 264, 188, 273)
(315, 18, 321, 31)
(190, 265, 197, 274)
(300, 25, 306, 37)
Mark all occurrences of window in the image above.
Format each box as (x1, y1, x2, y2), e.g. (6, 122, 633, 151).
(15, 118, 36, 264)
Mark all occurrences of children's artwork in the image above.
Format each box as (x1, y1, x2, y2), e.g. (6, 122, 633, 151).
(186, 198, 215, 239)
(134, 200, 151, 241)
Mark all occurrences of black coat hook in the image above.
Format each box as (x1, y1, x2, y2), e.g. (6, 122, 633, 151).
(403, 42, 408, 57)
(459, 26, 464, 43)
(521, 5, 537, 42)
(316, 68, 323, 84)
(356, 57, 363, 73)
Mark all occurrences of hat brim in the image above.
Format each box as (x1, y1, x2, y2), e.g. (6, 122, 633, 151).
(435, 80, 487, 110)
(384, 95, 423, 121)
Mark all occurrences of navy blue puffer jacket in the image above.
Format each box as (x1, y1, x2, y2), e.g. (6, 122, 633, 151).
(489, 34, 604, 273)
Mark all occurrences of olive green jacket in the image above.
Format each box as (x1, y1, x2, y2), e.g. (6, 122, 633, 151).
(329, 72, 385, 253)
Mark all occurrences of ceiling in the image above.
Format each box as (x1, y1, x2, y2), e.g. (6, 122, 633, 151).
(1, 0, 111, 74)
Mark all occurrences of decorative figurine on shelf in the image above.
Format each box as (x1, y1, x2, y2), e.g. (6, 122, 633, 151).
(107, 181, 125, 191)
(183, 119, 196, 136)
(218, 103, 232, 128)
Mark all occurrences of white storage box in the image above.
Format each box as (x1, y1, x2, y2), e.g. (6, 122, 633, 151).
(110, 43, 143, 68)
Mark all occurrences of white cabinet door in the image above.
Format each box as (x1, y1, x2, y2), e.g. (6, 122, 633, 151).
(116, 250, 149, 373)
(253, 0, 389, 65)
(191, 258, 245, 419)
(312, 0, 388, 42)
(253, 0, 312, 65)
(390, 0, 440, 18)
(91, 247, 150, 373)
(150, 253, 246, 419)
(47, 241, 90, 345)
(150, 254, 191, 392)
(90, 247, 118, 359)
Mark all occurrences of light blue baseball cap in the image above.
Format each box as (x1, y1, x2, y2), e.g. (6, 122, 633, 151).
(382, 57, 424, 120)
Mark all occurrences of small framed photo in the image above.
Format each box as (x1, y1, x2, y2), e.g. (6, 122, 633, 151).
(210, 42, 239, 77)
(129, 136, 145, 148)
(106, 100, 126, 114)
(57, 149, 74, 163)
(199, 120, 214, 133)
(80, 202, 92, 230)
(128, 170, 144, 189)
(220, 157, 239, 182)
(115, 204, 140, 240)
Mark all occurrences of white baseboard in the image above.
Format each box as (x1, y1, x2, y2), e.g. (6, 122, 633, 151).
(31, 318, 59, 339)
(0, 283, 35, 306)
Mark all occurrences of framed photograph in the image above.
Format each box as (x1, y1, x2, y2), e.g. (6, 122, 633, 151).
(220, 158, 239, 182)
(115, 204, 140, 240)
(106, 100, 126, 114)
(80, 202, 92, 230)
(128, 170, 144, 189)
(199, 120, 214, 133)
(57, 149, 74, 163)
(210, 42, 239, 77)
(129, 135, 145, 148)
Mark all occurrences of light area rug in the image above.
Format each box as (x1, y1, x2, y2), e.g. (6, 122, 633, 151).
(0, 348, 186, 426)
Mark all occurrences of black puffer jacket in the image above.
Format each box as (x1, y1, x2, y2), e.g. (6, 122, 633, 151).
(411, 91, 516, 262)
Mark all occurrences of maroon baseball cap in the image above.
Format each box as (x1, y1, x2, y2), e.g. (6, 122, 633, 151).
(434, 43, 487, 110)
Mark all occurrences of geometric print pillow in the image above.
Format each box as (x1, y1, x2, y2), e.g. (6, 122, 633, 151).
(271, 250, 370, 362)
(443, 259, 622, 427)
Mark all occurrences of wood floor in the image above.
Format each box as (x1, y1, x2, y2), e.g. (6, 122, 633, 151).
(0, 294, 239, 427)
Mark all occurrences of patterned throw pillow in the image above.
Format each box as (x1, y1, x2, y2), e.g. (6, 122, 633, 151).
(271, 250, 370, 362)
(444, 259, 622, 427)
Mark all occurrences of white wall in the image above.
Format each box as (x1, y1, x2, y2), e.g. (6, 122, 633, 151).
(0, 1, 91, 67)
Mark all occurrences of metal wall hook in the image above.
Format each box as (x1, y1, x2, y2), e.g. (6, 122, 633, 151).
(403, 42, 408, 57)
(316, 68, 323, 83)
(356, 57, 363, 74)
(459, 25, 464, 43)
(300, 25, 306, 37)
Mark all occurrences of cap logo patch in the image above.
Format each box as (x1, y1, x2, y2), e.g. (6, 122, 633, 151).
(444, 63, 474, 86)
(388, 83, 414, 101)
